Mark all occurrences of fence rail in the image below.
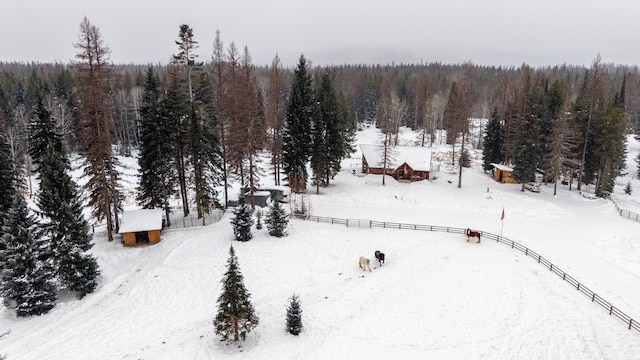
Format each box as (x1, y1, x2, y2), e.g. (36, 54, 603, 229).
(295, 214, 640, 332)
(163, 210, 224, 229)
(610, 197, 640, 223)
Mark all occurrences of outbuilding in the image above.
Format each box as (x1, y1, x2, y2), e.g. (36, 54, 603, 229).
(119, 209, 163, 246)
(491, 163, 518, 184)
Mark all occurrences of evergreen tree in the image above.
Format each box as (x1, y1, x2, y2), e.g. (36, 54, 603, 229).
(593, 102, 627, 197)
(0, 133, 18, 267)
(310, 72, 330, 194)
(0, 194, 57, 316)
(574, 56, 607, 190)
(283, 55, 314, 193)
(213, 245, 259, 342)
(231, 200, 253, 242)
(265, 199, 288, 237)
(162, 65, 190, 217)
(625, 181, 632, 195)
(29, 88, 63, 167)
(334, 91, 357, 175)
(311, 71, 355, 192)
(30, 92, 99, 298)
(190, 47, 223, 219)
(482, 108, 504, 171)
(137, 66, 177, 227)
(255, 210, 263, 230)
(512, 79, 544, 189)
(285, 293, 303, 335)
(460, 149, 471, 168)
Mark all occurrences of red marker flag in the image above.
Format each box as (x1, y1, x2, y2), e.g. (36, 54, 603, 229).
(501, 208, 505, 221)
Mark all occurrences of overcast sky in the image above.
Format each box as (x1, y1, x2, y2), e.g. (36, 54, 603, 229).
(3, 0, 639, 68)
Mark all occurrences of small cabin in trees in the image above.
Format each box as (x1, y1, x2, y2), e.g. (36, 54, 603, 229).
(359, 144, 431, 181)
(491, 163, 518, 184)
(119, 209, 163, 246)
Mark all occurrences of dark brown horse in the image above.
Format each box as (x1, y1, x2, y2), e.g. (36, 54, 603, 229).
(466, 228, 481, 243)
(374, 250, 385, 266)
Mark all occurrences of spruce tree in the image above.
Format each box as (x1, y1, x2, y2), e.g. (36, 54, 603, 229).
(310, 71, 332, 193)
(0, 133, 18, 268)
(255, 210, 263, 230)
(38, 151, 99, 298)
(265, 199, 288, 238)
(625, 181, 632, 195)
(282, 55, 314, 193)
(213, 245, 259, 342)
(137, 66, 177, 227)
(285, 293, 303, 335)
(30, 90, 100, 299)
(333, 91, 356, 177)
(0, 194, 57, 316)
(231, 200, 253, 242)
(482, 108, 504, 171)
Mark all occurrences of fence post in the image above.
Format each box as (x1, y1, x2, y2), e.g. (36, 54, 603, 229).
(630, 319, 634, 330)
(592, 293, 595, 302)
(511, 241, 514, 248)
(538, 255, 541, 263)
(610, 306, 613, 315)
(525, 248, 528, 256)
(550, 263, 553, 271)
(577, 283, 581, 291)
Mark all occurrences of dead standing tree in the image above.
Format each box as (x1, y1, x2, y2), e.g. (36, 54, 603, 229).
(73, 17, 122, 242)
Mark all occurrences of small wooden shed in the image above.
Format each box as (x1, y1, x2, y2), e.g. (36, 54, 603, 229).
(119, 209, 163, 246)
(491, 163, 518, 184)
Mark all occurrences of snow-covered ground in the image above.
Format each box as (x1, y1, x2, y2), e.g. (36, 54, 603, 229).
(1, 127, 640, 359)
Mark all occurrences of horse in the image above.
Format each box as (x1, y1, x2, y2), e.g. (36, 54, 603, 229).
(358, 256, 372, 272)
(374, 250, 385, 266)
(466, 228, 481, 243)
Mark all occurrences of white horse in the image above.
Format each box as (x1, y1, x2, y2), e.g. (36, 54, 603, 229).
(359, 256, 372, 272)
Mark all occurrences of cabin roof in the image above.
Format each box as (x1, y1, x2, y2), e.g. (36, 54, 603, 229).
(360, 144, 431, 171)
(119, 209, 163, 233)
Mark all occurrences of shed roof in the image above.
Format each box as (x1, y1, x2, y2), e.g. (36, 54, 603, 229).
(119, 209, 163, 233)
(360, 144, 431, 171)
(491, 163, 514, 171)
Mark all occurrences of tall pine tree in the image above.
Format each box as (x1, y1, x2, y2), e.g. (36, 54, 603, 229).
(282, 55, 314, 193)
(0, 132, 18, 269)
(0, 194, 57, 316)
(137, 66, 177, 227)
(30, 90, 99, 298)
(482, 107, 504, 171)
(213, 245, 259, 342)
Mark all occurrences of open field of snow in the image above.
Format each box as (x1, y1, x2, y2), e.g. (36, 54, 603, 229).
(1, 127, 639, 359)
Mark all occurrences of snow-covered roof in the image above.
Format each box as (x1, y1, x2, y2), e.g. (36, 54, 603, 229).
(260, 185, 290, 194)
(119, 209, 163, 233)
(360, 144, 431, 171)
(491, 163, 513, 171)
